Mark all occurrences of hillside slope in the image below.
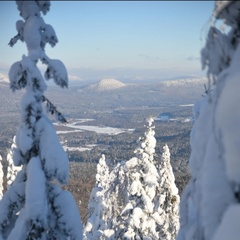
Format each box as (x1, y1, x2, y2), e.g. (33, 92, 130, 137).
(80, 78, 126, 92)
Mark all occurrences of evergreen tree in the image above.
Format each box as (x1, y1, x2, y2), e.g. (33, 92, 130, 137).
(84, 154, 111, 240)
(114, 118, 179, 240)
(89, 119, 179, 239)
(104, 161, 129, 239)
(157, 144, 180, 239)
(177, 1, 240, 240)
(6, 136, 22, 189)
(0, 1, 82, 239)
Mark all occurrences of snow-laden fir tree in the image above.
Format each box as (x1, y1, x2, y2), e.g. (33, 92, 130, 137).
(114, 118, 179, 240)
(6, 136, 22, 189)
(157, 144, 180, 239)
(84, 155, 129, 240)
(0, 155, 3, 200)
(177, 1, 240, 240)
(84, 154, 111, 240)
(89, 158, 130, 240)
(0, 1, 82, 239)
(103, 160, 130, 240)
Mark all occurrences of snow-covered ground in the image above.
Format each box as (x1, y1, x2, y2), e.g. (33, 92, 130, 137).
(57, 130, 83, 134)
(179, 104, 194, 107)
(55, 119, 134, 136)
(56, 119, 134, 153)
(62, 144, 97, 152)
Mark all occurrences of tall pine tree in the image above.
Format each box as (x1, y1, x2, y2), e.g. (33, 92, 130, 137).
(0, 1, 82, 239)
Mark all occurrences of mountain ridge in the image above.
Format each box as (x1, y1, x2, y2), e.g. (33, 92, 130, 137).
(79, 78, 126, 92)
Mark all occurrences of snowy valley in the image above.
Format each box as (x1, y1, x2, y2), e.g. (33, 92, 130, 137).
(0, 73, 205, 225)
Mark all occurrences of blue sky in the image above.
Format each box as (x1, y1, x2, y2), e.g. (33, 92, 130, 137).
(0, 1, 215, 82)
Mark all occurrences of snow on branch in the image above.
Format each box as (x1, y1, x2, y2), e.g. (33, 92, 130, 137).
(0, 183, 25, 235)
(42, 95, 67, 123)
(43, 57, 68, 88)
(51, 185, 83, 239)
(8, 20, 24, 47)
(8, 61, 27, 91)
(36, 1, 51, 15)
(40, 24, 58, 49)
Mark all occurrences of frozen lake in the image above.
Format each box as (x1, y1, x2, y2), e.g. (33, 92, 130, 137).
(54, 119, 134, 136)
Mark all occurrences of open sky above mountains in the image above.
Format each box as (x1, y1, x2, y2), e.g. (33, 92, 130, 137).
(0, 1, 214, 81)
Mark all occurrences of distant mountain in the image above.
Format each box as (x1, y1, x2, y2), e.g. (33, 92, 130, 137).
(154, 77, 207, 100)
(0, 73, 9, 83)
(79, 78, 126, 92)
(166, 75, 202, 81)
(162, 77, 207, 87)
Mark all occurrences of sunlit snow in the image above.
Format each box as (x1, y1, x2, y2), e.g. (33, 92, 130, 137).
(55, 119, 134, 135)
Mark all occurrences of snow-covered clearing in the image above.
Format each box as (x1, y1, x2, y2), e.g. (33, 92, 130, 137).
(57, 130, 83, 135)
(179, 104, 194, 107)
(63, 145, 97, 152)
(55, 119, 134, 136)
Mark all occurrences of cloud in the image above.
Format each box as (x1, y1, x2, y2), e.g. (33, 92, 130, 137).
(139, 54, 160, 61)
(186, 55, 200, 61)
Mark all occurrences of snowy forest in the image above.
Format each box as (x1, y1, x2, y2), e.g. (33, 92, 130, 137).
(0, 0, 240, 239)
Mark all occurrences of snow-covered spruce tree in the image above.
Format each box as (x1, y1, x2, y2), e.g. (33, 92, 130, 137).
(177, 1, 240, 240)
(92, 158, 128, 240)
(84, 154, 111, 240)
(157, 144, 180, 239)
(0, 155, 3, 200)
(103, 160, 130, 240)
(115, 118, 179, 240)
(6, 136, 22, 189)
(84, 156, 129, 240)
(0, 1, 82, 239)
